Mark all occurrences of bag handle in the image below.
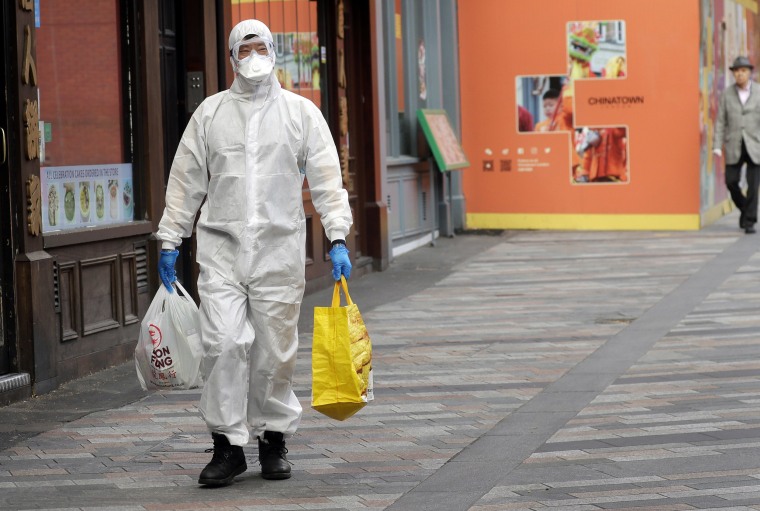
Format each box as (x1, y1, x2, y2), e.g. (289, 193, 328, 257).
(173, 280, 192, 299)
(331, 275, 353, 307)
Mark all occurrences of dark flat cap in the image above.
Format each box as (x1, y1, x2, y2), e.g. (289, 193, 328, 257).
(730, 56, 754, 70)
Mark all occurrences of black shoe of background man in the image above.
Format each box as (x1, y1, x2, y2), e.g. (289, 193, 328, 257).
(746, 225, 756, 234)
(258, 431, 292, 480)
(198, 432, 247, 486)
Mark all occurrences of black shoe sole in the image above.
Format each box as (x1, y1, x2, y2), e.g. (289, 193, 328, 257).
(198, 464, 247, 486)
(261, 471, 292, 480)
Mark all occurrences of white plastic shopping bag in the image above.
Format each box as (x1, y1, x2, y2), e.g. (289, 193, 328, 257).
(135, 280, 203, 390)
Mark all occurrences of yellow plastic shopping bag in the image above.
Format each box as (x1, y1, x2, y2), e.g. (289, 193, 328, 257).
(312, 276, 373, 420)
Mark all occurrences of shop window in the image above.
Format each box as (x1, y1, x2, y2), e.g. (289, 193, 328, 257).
(384, 0, 418, 157)
(395, 0, 405, 116)
(228, 0, 321, 107)
(36, 1, 136, 233)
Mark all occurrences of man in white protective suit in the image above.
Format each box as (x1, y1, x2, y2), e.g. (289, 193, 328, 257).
(155, 19, 353, 487)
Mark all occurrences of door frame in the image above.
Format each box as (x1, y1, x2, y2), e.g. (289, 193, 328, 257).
(0, 0, 16, 375)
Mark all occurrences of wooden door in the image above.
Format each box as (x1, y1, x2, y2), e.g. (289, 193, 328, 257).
(343, 0, 374, 259)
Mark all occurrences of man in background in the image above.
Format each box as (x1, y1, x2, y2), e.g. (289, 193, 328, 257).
(714, 56, 760, 234)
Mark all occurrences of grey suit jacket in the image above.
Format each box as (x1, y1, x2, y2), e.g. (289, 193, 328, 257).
(714, 81, 760, 165)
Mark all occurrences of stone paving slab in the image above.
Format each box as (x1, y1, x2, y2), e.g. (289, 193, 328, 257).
(468, 219, 760, 510)
(2, 214, 760, 510)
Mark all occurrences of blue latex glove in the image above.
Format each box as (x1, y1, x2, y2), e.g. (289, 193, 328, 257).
(329, 243, 351, 281)
(158, 249, 179, 292)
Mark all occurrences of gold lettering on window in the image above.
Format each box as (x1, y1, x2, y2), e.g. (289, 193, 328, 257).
(24, 99, 40, 160)
(339, 97, 348, 137)
(19, 0, 33, 11)
(340, 145, 350, 186)
(27, 174, 41, 236)
(338, 0, 345, 39)
(22, 25, 37, 86)
(338, 48, 346, 89)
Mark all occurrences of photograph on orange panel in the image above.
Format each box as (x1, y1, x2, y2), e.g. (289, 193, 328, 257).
(574, 126, 629, 184)
(567, 20, 627, 81)
(516, 76, 567, 133)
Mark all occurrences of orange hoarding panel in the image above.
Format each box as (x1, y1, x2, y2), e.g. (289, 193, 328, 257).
(459, 0, 701, 228)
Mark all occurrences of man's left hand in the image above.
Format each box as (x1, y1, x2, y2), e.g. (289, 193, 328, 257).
(329, 243, 351, 281)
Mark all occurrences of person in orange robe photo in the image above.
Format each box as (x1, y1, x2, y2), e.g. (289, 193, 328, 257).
(580, 128, 628, 182)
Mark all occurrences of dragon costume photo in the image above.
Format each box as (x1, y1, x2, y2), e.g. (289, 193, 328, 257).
(550, 24, 628, 183)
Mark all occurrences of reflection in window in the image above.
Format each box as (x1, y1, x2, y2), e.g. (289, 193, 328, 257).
(229, 0, 321, 107)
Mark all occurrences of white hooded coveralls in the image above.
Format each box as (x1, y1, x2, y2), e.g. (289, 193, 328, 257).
(156, 20, 352, 446)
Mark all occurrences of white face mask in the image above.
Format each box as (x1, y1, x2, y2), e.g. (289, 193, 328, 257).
(237, 54, 275, 83)
(231, 35, 276, 84)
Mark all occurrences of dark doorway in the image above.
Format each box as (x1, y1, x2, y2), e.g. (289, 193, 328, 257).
(0, 0, 14, 375)
(343, 0, 374, 260)
(159, 0, 185, 184)
(158, 0, 205, 296)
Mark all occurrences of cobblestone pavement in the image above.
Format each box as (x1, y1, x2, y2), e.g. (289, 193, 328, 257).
(2, 214, 760, 511)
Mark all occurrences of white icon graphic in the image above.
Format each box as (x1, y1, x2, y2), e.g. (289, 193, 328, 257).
(484, 148, 493, 156)
(545, 147, 551, 154)
(517, 147, 524, 155)
(501, 148, 509, 155)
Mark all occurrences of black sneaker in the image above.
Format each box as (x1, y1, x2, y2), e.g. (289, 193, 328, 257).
(198, 433, 247, 486)
(258, 431, 292, 480)
(746, 225, 756, 234)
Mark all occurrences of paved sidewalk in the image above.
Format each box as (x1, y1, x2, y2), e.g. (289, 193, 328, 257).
(3, 213, 760, 511)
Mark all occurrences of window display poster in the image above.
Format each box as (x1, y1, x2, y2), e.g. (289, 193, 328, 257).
(41, 164, 134, 233)
(459, 0, 702, 230)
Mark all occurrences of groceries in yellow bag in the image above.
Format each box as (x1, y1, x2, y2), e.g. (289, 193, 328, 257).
(312, 276, 373, 420)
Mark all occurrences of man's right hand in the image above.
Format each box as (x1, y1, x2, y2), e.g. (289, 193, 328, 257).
(158, 249, 179, 292)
